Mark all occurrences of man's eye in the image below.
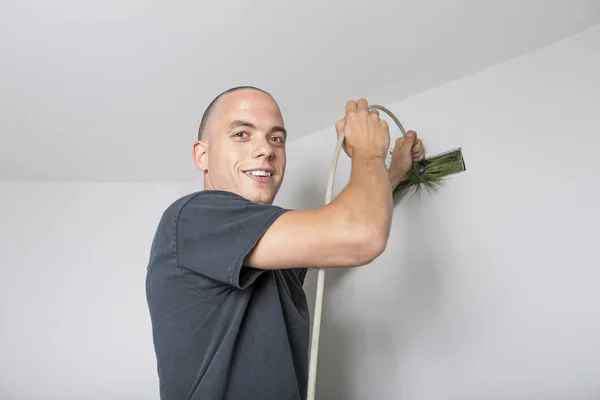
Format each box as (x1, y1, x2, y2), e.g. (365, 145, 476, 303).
(234, 132, 247, 137)
(270, 136, 284, 143)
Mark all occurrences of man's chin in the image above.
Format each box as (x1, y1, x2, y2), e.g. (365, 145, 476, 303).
(252, 194, 274, 205)
(240, 183, 280, 205)
(239, 189, 275, 205)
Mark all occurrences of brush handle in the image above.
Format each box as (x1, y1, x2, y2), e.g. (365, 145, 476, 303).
(306, 127, 345, 400)
(368, 104, 408, 137)
(306, 104, 407, 400)
(370, 104, 410, 168)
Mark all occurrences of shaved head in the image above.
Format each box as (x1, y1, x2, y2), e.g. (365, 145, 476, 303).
(197, 86, 273, 142)
(192, 85, 286, 204)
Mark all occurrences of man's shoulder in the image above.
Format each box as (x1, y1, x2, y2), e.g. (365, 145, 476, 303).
(156, 189, 290, 237)
(163, 190, 247, 214)
(149, 191, 247, 262)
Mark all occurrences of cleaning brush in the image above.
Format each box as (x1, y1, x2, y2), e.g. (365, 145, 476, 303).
(306, 103, 466, 400)
(392, 146, 466, 198)
(369, 104, 466, 199)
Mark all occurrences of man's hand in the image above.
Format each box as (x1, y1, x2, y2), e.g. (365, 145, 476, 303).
(335, 99, 390, 160)
(388, 130, 424, 189)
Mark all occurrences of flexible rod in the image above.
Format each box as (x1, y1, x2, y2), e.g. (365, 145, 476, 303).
(306, 104, 408, 400)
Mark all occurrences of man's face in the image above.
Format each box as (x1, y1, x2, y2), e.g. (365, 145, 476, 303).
(194, 89, 287, 205)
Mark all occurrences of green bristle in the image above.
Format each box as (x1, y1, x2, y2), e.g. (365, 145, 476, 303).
(393, 147, 466, 200)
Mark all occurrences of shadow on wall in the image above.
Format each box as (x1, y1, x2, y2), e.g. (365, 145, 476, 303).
(307, 191, 451, 399)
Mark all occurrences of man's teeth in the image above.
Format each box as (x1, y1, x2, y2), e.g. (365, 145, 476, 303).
(246, 170, 272, 177)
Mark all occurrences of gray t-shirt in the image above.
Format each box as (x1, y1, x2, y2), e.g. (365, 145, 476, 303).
(146, 190, 310, 400)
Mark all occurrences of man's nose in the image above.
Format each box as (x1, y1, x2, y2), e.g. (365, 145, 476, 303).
(252, 137, 274, 158)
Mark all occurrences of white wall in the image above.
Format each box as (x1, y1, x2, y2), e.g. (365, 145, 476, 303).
(0, 181, 182, 399)
(1, 25, 598, 400)
(275, 25, 600, 399)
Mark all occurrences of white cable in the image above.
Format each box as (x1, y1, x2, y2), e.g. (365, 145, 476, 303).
(306, 104, 407, 400)
(306, 131, 344, 400)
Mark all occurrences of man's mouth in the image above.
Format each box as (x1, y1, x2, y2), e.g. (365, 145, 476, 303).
(244, 169, 274, 183)
(244, 169, 272, 177)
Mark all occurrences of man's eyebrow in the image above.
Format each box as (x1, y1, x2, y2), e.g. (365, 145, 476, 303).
(228, 120, 256, 131)
(228, 120, 287, 138)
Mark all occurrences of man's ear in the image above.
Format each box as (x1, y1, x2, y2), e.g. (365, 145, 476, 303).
(192, 140, 209, 171)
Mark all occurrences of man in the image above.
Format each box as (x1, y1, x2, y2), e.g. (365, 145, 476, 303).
(145, 86, 423, 399)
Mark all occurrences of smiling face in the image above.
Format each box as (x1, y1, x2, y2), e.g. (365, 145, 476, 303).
(193, 88, 287, 205)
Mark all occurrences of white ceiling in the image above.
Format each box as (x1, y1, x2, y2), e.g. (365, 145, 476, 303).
(1, 0, 599, 182)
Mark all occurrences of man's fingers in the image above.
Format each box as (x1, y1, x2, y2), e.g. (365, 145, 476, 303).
(411, 138, 423, 154)
(391, 131, 426, 162)
(357, 98, 368, 112)
(369, 109, 380, 119)
(413, 150, 425, 161)
(345, 100, 357, 115)
(393, 137, 404, 151)
(406, 130, 417, 143)
(380, 119, 389, 132)
(394, 134, 422, 151)
(412, 139, 424, 161)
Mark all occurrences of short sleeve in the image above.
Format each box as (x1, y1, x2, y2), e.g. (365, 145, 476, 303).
(175, 190, 289, 289)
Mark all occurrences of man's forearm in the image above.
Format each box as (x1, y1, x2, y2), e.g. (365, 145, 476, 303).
(334, 155, 393, 241)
